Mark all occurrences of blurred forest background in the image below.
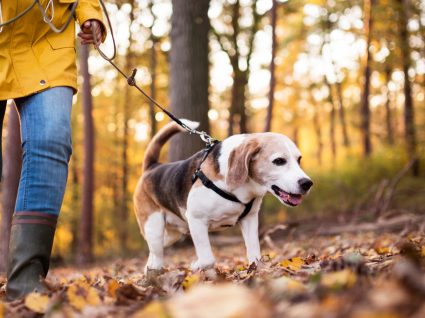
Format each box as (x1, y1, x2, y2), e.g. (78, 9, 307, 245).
(1, 0, 424, 268)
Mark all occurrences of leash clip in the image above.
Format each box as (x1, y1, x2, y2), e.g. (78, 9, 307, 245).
(127, 68, 137, 86)
(200, 131, 215, 147)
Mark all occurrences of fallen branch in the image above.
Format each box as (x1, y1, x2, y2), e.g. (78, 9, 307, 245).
(317, 214, 423, 236)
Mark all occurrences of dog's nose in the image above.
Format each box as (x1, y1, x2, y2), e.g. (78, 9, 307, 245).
(298, 178, 313, 192)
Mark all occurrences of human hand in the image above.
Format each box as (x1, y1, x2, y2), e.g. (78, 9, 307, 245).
(78, 20, 103, 46)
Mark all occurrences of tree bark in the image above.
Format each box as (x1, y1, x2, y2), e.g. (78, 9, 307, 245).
(398, 0, 418, 175)
(311, 96, 323, 165)
(384, 65, 394, 145)
(264, 0, 277, 132)
(149, 40, 158, 138)
(0, 105, 22, 273)
(169, 0, 210, 161)
(78, 44, 95, 265)
(327, 84, 337, 163)
(149, 0, 158, 138)
(118, 1, 136, 253)
(335, 81, 350, 147)
(360, 0, 374, 157)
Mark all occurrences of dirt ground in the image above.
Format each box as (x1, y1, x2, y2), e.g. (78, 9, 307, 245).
(1, 214, 425, 318)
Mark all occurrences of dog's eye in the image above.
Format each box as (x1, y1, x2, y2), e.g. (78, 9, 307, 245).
(297, 156, 302, 165)
(272, 158, 287, 166)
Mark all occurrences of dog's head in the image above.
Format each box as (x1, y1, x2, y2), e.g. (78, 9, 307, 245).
(225, 133, 313, 206)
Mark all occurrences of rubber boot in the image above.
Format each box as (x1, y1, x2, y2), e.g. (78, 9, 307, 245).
(6, 212, 57, 301)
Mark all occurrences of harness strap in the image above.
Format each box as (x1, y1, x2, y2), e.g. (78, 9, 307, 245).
(193, 169, 255, 223)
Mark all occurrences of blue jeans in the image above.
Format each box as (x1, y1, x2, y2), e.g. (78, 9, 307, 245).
(0, 87, 73, 216)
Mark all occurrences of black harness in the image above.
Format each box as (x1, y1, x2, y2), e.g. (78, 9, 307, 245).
(192, 142, 255, 224)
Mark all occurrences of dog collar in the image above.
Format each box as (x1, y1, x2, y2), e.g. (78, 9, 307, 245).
(191, 142, 255, 223)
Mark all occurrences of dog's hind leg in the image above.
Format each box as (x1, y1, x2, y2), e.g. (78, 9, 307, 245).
(144, 211, 165, 272)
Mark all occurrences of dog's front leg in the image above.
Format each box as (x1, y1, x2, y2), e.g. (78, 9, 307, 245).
(187, 215, 215, 270)
(240, 198, 262, 264)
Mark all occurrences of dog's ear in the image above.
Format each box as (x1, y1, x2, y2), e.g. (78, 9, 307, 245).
(226, 139, 260, 190)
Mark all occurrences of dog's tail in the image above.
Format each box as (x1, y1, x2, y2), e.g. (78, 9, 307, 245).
(143, 119, 200, 171)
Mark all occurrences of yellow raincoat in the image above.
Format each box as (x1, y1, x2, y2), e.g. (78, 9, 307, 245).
(0, 0, 105, 100)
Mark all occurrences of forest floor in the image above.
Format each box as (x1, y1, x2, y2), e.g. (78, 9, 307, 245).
(1, 213, 425, 318)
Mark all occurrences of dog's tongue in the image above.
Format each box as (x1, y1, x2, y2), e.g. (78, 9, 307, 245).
(288, 194, 302, 206)
(280, 192, 303, 206)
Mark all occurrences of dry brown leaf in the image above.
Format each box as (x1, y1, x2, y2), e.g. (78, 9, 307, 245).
(106, 279, 120, 298)
(321, 269, 357, 289)
(24, 292, 50, 313)
(67, 281, 100, 310)
(375, 247, 391, 255)
(131, 301, 170, 318)
(0, 301, 5, 318)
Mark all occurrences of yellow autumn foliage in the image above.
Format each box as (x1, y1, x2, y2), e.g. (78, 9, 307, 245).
(280, 257, 305, 271)
(67, 281, 100, 310)
(24, 292, 50, 313)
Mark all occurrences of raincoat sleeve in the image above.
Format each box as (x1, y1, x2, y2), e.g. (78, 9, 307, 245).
(75, 0, 107, 42)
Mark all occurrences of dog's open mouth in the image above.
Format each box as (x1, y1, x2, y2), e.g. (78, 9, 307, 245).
(271, 185, 303, 206)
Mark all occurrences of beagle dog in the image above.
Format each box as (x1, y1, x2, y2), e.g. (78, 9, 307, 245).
(134, 119, 313, 272)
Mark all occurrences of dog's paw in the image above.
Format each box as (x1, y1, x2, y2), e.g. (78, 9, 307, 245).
(190, 259, 215, 272)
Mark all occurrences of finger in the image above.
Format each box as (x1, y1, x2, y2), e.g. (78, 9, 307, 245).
(83, 20, 91, 29)
(78, 33, 93, 40)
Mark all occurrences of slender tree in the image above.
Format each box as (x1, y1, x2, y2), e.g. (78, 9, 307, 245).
(169, 0, 210, 161)
(384, 65, 394, 145)
(264, 0, 278, 132)
(397, 0, 419, 175)
(213, 0, 262, 135)
(78, 44, 95, 265)
(0, 106, 21, 272)
(360, 0, 374, 157)
(148, 0, 158, 138)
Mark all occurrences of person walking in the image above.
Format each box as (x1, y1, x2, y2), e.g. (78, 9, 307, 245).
(0, 0, 106, 300)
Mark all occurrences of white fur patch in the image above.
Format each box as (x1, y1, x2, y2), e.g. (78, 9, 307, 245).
(144, 212, 165, 271)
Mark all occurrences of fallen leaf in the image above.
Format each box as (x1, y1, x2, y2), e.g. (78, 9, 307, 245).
(106, 278, 120, 298)
(24, 292, 50, 313)
(421, 246, 425, 257)
(67, 281, 100, 310)
(280, 257, 305, 271)
(321, 269, 357, 289)
(269, 276, 306, 297)
(182, 273, 200, 291)
(375, 247, 391, 255)
(0, 301, 5, 318)
(131, 301, 170, 318)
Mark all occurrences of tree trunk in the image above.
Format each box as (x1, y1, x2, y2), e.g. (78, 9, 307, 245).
(69, 111, 80, 258)
(312, 102, 323, 165)
(149, 0, 158, 138)
(0, 105, 21, 273)
(169, 0, 210, 161)
(360, 0, 374, 157)
(149, 39, 158, 138)
(335, 81, 350, 147)
(398, 0, 418, 175)
(264, 0, 277, 132)
(78, 45, 95, 265)
(384, 66, 394, 145)
(118, 1, 136, 253)
(328, 85, 337, 163)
